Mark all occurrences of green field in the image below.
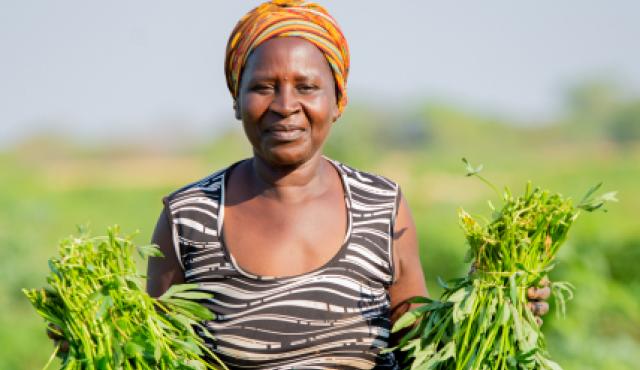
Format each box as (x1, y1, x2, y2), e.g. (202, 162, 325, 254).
(2, 95, 639, 369)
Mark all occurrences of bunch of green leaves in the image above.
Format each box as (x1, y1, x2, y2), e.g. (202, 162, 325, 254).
(23, 226, 227, 370)
(389, 159, 617, 370)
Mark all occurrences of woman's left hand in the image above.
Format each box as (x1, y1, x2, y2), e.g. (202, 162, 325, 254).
(526, 276, 551, 325)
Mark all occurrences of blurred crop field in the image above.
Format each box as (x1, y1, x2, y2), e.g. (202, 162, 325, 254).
(1, 83, 639, 369)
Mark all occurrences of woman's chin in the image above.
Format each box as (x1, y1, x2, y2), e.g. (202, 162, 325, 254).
(259, 146, 315, 167)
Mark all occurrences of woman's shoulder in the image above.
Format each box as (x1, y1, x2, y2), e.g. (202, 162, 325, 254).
(168, 169, 224, 196)
(327, 156, 400, 193)
(163, 161, 239, 205)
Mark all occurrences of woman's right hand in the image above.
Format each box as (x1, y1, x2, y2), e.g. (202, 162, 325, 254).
(46, 323, 69, 355)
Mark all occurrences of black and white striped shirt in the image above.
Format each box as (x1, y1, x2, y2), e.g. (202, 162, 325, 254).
(164, 157, 401, 369)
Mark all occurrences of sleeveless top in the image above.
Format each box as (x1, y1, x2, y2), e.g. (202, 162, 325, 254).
(163, 157, 401, 369)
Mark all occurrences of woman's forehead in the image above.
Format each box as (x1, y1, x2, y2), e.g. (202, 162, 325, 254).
(243, 37, 334, 80)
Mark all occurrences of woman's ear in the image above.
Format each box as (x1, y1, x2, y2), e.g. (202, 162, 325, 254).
(233, 100, 241, 120)
(331, 104, 341, 123)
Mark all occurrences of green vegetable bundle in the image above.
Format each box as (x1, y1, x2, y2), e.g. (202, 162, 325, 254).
(391, 160, 616, 370)
(23, 226, 227, 370)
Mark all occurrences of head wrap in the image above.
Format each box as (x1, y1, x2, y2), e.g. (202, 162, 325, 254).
(225, 0, 350, 112)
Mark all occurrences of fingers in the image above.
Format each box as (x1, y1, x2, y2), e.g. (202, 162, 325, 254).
(527, 276, 551, 300)
(46, 324, 63, 340)
(47, 324, 70, 354)
(527, 277, 550, 325)
(527, 301, 549, 317)
(527, 286, 551, 300)
(56, 339, 70, 354)
(539, 276, 550, 287)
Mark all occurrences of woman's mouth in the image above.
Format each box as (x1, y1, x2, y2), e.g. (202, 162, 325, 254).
(264, 126, 306, 141)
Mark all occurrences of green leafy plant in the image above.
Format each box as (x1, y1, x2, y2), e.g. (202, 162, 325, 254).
(23, 226, 227, 370)
(390, 159, 617, 370)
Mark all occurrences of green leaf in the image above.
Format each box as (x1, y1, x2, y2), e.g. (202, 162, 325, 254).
(153, 343, 162, 362)
(163, 298, 214, 321)
(510, 303, 526, 349)
(195, 324, 217, 341)
(541, 358, 563, 370)
(411, 350, 430, 370)
(447, 288, 467, 303)
(391, 302, 447, 333)
(463, 248, 474, 263)
(577, 182, 618, 212)
(516, 348, 537, 363)
(95, 356, 109, 370)
(47, 259, 61, 278)
(137, 244, 164, 258)
(398, 338, 420, 353)
(453, 285, 477, 324)
(158, 283, 201, 301)
(436, 276, 449, 289)
(462, 157, 484, 177)
(171, 291, 213, 300)
(391, 309, 422, 332)
(509, 273, 518, 304)
(501, 302, 511, 325)
(578, 182, 602, 205)
(184, 359, 207, 370)
(415, 341, 456, 370)
(125, 341, 145, 358)
(405, 296, 434, 304)
(438, 341, 456, 362)
(173, 338, 202, 355)
(95, 295, 114, 320)
(520, 317, 539, 352)
(410, 343, 436, 369)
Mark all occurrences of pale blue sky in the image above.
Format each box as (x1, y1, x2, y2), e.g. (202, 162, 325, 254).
(1, 0, 639, 146)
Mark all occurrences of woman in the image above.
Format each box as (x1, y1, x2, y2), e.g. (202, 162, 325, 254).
(146, 1, 549, 369)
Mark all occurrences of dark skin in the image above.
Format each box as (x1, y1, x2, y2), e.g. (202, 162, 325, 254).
(50, 37, 550, 352)
(146, 36, 550, 320)
(149, 38, 435, 317)
(222, 37, 346, 277)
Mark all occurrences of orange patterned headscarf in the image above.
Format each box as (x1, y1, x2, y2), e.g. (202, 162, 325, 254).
(225, 0, 350, 113)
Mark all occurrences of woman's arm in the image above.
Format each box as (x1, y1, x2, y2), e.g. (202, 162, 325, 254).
(146, 206, 185, 297)
(389, 193, 429, 323)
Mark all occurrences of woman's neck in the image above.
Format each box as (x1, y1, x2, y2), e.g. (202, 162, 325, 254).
(248, 153, 330, 203)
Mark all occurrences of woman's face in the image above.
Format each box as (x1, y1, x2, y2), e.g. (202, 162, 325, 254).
(236, 37, 339, 167)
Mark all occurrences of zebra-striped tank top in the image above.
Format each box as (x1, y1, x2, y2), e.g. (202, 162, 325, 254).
(163, 157, 401, 369)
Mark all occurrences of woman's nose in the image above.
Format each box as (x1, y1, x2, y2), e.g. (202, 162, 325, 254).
(270, 84, 300, 117)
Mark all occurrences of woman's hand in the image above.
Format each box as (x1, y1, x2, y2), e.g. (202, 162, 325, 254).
(468, 265, 551, 326)
(526, 276, 551, 325)
(46, 323, 69, 355)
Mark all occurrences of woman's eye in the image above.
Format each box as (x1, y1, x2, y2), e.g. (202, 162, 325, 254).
(251, 84, 273, 93)
(297, 84, 317, 93)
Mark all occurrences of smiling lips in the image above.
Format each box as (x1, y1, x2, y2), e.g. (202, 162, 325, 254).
(264, 125, 306, 141)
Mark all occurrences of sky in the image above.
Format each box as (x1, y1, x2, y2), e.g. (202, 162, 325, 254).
(1, 0, 640, 147)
